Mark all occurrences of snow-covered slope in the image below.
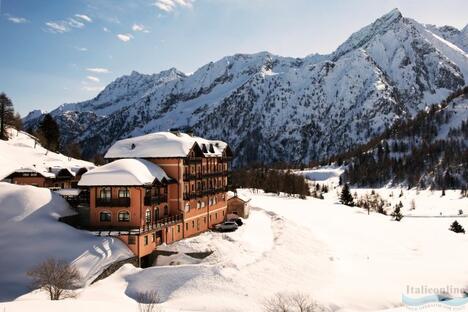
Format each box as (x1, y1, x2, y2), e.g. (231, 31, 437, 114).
(0, 183, 133, 301)
(24, 9, 468, 165)
(3, 188, 468, 311)
(425, 24, 468, 53)
(0, 129, 95, 180)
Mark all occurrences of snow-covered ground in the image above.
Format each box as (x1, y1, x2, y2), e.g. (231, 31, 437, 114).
(2, 178, 467, 311)
(0, 183, 133, 301)
(0, 129, 94, 180)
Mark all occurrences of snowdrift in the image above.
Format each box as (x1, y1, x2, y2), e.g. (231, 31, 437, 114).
(0, 183, 132, 301)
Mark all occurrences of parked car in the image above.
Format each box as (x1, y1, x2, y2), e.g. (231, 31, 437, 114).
(215, 221, 238, 232)
(226, 214, 243, 226)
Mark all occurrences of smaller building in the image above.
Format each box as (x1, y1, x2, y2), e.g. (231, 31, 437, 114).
(227, 191, 251, 218)
(4, 165, 91, 189)
(78, 158, 183, 265)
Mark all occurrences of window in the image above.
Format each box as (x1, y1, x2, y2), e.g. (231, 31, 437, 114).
(185, 223, 188, 231)
(145, 209, 151, 224)
(204, 217, 206, 224)
(164, 205, 169, 216)
(100, 211, 111, 222)
(222, 210, 225, 216)
(185, 203, 190, 212)
(154, 208, 160, 221)
(128, 235, 136, 245)
(118, 187, 129, 198)
(118, 211, 130, 222)
(197, 201, 201, 209)
(215, 212, 218, 220)
(177, 224, 181, 233)
(201, 201, 205, 208)
(152, 233, 155, 242)
(214, 197, 217, 204)
(100, 187, 111, 199)
(192, 220, 195, 228)
(144, 235, 148, 245)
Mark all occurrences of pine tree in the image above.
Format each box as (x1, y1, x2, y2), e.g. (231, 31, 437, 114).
(0, 92, 15, 140)
(449, 220, 465, 234)
(391, 202, 404, 221)
(340, 184, 354, 206)
(37, 114, 60, 151)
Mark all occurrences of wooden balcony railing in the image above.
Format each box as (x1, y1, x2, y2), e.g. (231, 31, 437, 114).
(144, 195, 168, 206)
(96, 197, 131, 207)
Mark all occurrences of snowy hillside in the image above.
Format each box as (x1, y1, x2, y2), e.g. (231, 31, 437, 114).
(24, 9, 468, 165)
(0, 183, 133, 301)
(340, 89, 468, 188)
(0, 129, 95, 181)
(3, 187, 468, 311)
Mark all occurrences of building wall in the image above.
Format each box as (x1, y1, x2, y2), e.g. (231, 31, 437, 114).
(11, 176, 46, 187)
(88, 186, 144, 228)
(227, 198, 249, 218)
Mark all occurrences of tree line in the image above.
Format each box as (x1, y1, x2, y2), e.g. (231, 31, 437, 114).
(327, 86, 468, 190)
(230, 166, 310, 198)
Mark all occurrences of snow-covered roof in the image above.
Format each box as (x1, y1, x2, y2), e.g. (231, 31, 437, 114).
(78, 159, 171, 186)
(104, 131, 229, 159)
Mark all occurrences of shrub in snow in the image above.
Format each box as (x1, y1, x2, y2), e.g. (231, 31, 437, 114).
(449, 221, 465, 234)
(340, 184, 354, 206)
(27, 258, 81, 300)
(391, 202, 404, 221)
(355, 191, 390, 215)
(459, 209, 463, 216)
(137, 290, 162, 312)
(264, 292, 327, 312)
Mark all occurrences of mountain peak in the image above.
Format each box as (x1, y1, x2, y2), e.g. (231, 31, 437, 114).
(382, 8, 402, 21)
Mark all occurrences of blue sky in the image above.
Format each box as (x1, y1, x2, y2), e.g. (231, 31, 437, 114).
(1, 0, 467, 116)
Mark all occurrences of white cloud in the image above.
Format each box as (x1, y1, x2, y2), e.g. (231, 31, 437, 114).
(117, 33, 133, 42)
(132, 23, 144, 31)
(67, 18, 85, 29)
(86, 67, 111, 74)
(86, 76, 100, 82)
(75, 14, 92, 23)
(153, 0, 194, 12)
(45, 21, 70, 33)
(76, 47, 88, 52)
(7, 16, 28, 24)
(103, 27, 110, 32)
(45, 17, 86, 33)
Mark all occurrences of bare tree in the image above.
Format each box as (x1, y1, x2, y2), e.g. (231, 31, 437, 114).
(264, 292, 327, 312)
(137, 290, 162, 312)
(27, 258, 81, 300)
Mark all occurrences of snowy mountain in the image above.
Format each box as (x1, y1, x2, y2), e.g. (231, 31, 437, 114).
(24, 9, 468, 165)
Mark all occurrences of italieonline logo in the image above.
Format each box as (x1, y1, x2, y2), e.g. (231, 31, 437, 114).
(403, 285, 468, 310)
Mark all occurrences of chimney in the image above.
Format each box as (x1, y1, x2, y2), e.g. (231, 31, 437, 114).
(169, 128, 182, 136)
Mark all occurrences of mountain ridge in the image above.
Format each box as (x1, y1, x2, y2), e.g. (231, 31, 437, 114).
(24, 9, 468, 165)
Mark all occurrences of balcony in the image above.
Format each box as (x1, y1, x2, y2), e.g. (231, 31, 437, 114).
(183, 173, 198, 180)
(144, 195, 167, 206)
(95, 197, 131, 207)
(183, 157, 202, 165)
(86, 214, 184, 235)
